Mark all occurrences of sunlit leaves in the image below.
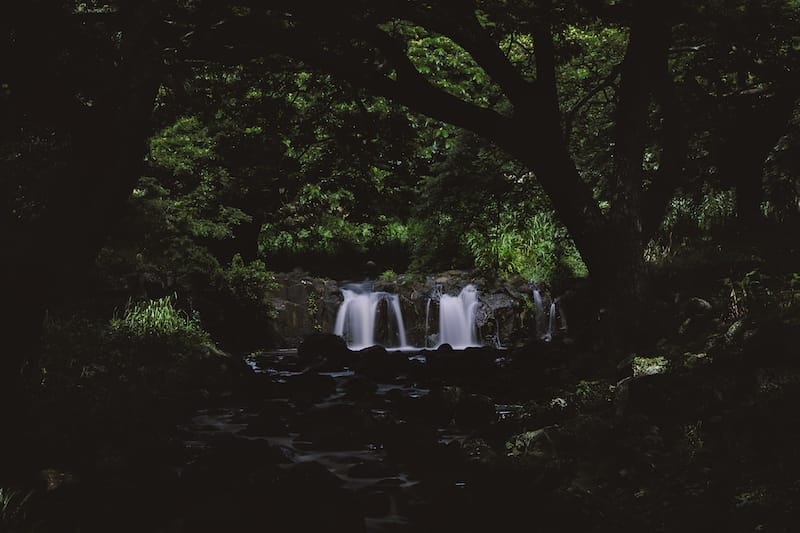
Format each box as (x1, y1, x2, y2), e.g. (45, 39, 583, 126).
(465, 209, 587, 283)
(498, 32, 536, 80)
(381, 21, 498, 108)
(147, 116, 215, 178)
(556, 23, 627, 195)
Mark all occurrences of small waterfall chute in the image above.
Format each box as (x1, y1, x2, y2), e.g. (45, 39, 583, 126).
(333, 283, 410, 350)
(438, 284, 480, 349)
(544, 302, 556, 342)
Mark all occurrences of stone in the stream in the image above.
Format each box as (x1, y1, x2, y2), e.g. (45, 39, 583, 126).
(297, 333, 351, 364)
(179, 434, 288, 507)
(421, 385, 463, 425)
(286, 371, 336, 404)
(347, 461, 399, 479)
(357, 488, 402, 519)
(352, 345, 410, 381)
(273, 461, 366, 532)
(382, 421, 439, 464)
(454, 394, 497, 429)
(242, 401, 293, 437)
(295, 403, 378, 450)
(462, 438, 497, 464)
(426, 347, 498, 378)
(506, 427, 556, 463)
(343, 375, 378, 401)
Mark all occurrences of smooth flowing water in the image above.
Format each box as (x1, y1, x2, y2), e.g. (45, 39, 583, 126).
(531, 283, 545, 339)
(438, 284, 480, 348)
(333, 285, 409, 350)
(334, 282, 483, 350)
(545, 302, 556, 341)
(531, 282, 558, 341)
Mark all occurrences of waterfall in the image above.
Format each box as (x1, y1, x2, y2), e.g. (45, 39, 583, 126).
(544, 302, 556, 342)
(425, 297, 432, 348)
(531, 282, 545, 338)
(438, 284, 480, 348)
(333, 281, 483, 350)
(333, 284, 410, 350)
(388, 293, 409, 347)
(424, 283, 442, 348)
(531, 281, 558, 342)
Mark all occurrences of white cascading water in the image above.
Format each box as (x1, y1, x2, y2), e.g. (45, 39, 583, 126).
(544, 301, 556, 342)
(333, 285, 409, 350)
(531, 284, 545, 338)
(424, 283, 443, 348)
(438, 284, 480, 348)
(425, 298, 432, 348)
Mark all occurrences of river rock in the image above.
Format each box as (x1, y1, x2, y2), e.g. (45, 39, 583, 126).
(273, 461, 366, 532)
(506, 427, 556, 464)
(462, 437, 497, 464)
(352, 345, 410, 381)
(347, 461, 399, 479)
(426, 347, 498, 377)
(613, 371, 732, 423)
(421, 385, 463, 424)
(297, 333, 351, 364)
(343, 375, 378, 401)
(295, 404, 379, 450)
(285, 371, 336, 404)
(454, 393, 497, 429)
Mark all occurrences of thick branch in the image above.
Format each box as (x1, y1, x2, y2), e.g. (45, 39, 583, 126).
(642, 53, 688, 239)
(186, 6, 607, 277)
(565, 63, 622, 141)
(611, 3, 671, 210)
(396, 3, 539, 112)
(187, 17, 512, 143)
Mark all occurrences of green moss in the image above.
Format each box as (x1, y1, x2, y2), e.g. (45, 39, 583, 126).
(632, 356, 669, 377)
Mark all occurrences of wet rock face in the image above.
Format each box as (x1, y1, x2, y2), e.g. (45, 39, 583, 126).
(268, 273, 341, 346)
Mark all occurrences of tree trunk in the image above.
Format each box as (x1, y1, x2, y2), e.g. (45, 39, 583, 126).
(719, 91, 798, 227)
(0, 7, 162, 422)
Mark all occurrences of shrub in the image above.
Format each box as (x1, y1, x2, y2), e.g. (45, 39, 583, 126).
(220, 253, 278, 316)
(108, 294, 211, 349)
(465, 210, 587, 285)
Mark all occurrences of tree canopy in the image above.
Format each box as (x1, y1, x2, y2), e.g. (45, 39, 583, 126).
(2, 0, 799, 377)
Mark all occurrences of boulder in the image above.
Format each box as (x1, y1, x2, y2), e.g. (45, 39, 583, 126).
(426, 346, 498, 377)
(297, 333, 352, 366)
(285, 371, 336, 404)
(506, 427, 556, 464)
(454, 394, 498, 429)
(352, 345, 410, 381)
(342, 375, 378, 401)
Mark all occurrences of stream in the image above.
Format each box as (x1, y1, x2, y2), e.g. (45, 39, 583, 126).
(176, 347, 514, 531)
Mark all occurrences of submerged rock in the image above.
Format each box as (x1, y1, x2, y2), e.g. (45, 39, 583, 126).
(352, 345, 410, 381)
(454, 394, 497, 430)
(285, 371, 336, 404)
(298, 333, 350, 363)
(342, 375, 378, 401)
